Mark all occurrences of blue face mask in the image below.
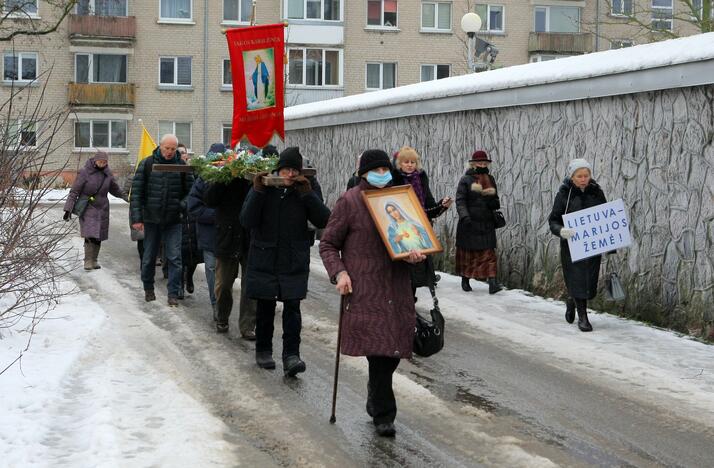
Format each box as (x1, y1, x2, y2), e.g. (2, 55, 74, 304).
(366, 170, 392, 188)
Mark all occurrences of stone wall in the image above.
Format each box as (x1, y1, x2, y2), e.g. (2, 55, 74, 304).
(287, 85, 714, 339)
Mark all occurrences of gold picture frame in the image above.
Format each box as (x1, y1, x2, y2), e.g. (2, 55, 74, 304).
(361, 185, 443, 260)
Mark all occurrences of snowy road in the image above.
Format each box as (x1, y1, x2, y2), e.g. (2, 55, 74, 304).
(3, 204, 714, 467)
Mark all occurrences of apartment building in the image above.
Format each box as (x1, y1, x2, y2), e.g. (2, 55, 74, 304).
(1, 1, 705, 173)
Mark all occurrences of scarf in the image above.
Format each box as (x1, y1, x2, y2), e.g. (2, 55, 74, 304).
(402, 171, 426, 207)
(466, 168, 493, 191)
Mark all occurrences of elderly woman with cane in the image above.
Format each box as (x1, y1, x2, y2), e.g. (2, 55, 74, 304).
(320, 149, 425, 438)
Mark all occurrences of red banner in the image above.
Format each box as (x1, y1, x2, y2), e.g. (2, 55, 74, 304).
(226, 24, 285, 149)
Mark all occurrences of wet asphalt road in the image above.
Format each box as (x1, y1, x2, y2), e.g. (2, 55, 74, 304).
(74, 205, 714, 467)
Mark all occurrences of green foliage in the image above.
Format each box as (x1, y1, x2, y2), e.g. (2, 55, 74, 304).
(189, 149, 277, 184)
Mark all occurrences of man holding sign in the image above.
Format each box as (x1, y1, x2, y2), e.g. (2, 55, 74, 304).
(548, 159, 613, 332)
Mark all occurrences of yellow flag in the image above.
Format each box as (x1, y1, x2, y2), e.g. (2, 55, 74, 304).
(136, 123, 156, 167)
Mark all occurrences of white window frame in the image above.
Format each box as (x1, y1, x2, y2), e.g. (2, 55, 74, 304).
(159, 0, 193, 23)
(158, 121, 192, 150)
(223, 0, 252, 24)
(651, 0, 673, 31)
(5, 119, 39, 149)
(74, 0, 128, 16)
(222, 58, 232, 89)
(610, 39, 634, 49)
(3, 52, 38, 83)
(158, 56, 192, 87)
(476, 4, 505, 32)
(365, 62, 396, 90)
(420, 1, 452, 32)
(74, 53, 128, 84)
(285, 0, 343, 21)
(221, 123, 232, 147)
(529, 54, 573, 62)
(3, 0, 39, 18)
(73, 120, 127, 151)
(287, 47, 343, 88)
(610, 0, 633, 16)
(366, 0, 398, 28)
(420, 64, 450, 82)
(533, 5, 580, 33)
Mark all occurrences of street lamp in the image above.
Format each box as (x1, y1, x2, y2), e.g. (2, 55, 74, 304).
(460, 12, 499, 72)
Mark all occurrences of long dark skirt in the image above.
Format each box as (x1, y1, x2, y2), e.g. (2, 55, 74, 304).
(456, 247, 497, 279)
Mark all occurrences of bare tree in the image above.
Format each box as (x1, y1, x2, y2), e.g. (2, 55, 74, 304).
(0, 1, 79, 41)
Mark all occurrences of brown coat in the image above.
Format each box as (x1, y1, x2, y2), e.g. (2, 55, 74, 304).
(319, 180, 415, 358)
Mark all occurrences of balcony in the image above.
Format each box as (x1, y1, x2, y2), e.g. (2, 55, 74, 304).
(68, 14, 136, 42)
(68, 83, 135, 107)
(528, 32, 593, 54)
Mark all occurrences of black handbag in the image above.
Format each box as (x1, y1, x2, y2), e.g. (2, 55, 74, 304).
(493, 210, 506, 229)
(71, 196, 89, 217)
(413, 284, 445, 357)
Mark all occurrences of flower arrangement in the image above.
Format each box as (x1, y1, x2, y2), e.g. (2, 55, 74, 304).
(189, 148, 278, 184)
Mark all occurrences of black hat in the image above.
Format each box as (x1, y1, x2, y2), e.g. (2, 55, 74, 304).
(262, 144, 279, 157)
(358, 149, 392, 176)
(208, 142, 226, 154)
(277, 147, 303, 172)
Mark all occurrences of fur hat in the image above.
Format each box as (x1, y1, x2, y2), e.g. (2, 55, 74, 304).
(277, 147, 303, 172)
(262, 144, 279, 157)
(567, 158, 592, 177)
(208, 142, 226, 154)
(94, 151, 109, 161)
(358, 149, 392, 176)
(469, 150, 491, 162)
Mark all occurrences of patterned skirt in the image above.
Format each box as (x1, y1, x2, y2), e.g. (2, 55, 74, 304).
(455, 248, 497, 279)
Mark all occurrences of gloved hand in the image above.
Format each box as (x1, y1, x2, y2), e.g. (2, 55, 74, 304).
(253, 171, 268, 192)
(560, 228, 576, 239)
(293, 175, 312, 195)
(63, 210, 71, 221)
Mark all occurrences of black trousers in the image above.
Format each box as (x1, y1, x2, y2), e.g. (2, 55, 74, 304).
(255, 299, 301, 359)
(367, 356, 401, 425)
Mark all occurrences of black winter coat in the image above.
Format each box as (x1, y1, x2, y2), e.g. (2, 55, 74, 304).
(187, 177, 216, 253)
(455, 170, 500, 251)
(203, 177, 252, 259)
(129, 148, 194, 225)
(240, 186, 331, 301)
(548, 179, 607, 300)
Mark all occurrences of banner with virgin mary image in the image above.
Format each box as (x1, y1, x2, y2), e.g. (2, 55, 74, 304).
(225, 24, 285, 148)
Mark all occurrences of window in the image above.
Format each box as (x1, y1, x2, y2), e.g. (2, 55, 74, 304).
(222, 124, 232, 147)
(3, 52, 37, 82)
(160, 0, 191, 20)
(287, 0, 341, 20)
(76, 0, 128, 16)
(651, 0, 673, 31)
(367, 0, 397, 27)
(610, 39, 634, 49)
(5, 120, 38, 148)
(421, 2, 451, 31)
(3, 0, 38, 15)
(529, 54, 573, 62)
(222, 59, 232, 87)
(610, 0, 633, 16)
(74, 120, 127, 149)
(224, 0, 252, 22)
(534, 6, 580, 33)
(75, 54, 127, 83)
(420, 64, 449, 81)
(366, 62, 396, 89)
(475, 4, 504, 32)
(159, 121, 191, 149)
(288, 48, 341, 86)
(159, 57, 192, 86)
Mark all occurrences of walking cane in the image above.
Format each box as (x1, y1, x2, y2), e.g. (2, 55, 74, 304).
(329, 294, 346, 424)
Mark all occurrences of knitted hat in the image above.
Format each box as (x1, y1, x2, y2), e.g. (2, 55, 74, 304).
(94, 151, 109, 161)
(277, 147, 303, 172)
(567, 158, 592, 177)
(469, 150, 491, 162)
(208, 142, 226, 154)
(358, 149, 392, 176)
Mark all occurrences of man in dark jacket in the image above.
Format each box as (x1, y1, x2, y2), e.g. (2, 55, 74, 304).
(203, 145, 257, 337)
(240, 147, 331, 376)
(130, 134, 194, 306)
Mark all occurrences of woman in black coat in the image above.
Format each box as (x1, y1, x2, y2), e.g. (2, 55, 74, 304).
(455, 150, 502, 294)
(240, 147, 331, 377)
(548, 158, 607, 332)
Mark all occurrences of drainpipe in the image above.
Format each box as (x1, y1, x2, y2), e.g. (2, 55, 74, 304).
(203, 0, 209, 152)
(595, 0, 600, 52)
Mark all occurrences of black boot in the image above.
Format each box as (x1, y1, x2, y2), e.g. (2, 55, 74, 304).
(461, 277, 472, 292)
(185, 272, 194, 294)
(576, 300, 593, 332)
(375, 422, 396, 437)
(256, 351, 276, 369)
(283, 355, 306, 377)
(565, 298, 576, 324)
(488, 277, 502, 295)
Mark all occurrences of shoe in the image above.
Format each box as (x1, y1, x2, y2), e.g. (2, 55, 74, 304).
(186, 276, 194, 294)
(461, 277, 472, 292)
(565, 298, 576, 324)
(576, 300, 593, 332)
(216, 322, 229, 333)
(92, 243, 101, 269)
(145, 290, 156, 302)
(168, 296, 179, 307)
(256, 351, 276, 369)
(283, 355, 306, 377)
(375, 422, 396, 437)
(488, 278, 503, 295)
(83, 242, 93, 271)
(241, 330, 257, 341)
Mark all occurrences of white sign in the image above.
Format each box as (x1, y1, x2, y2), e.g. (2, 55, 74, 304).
(562, 198, 632, 262)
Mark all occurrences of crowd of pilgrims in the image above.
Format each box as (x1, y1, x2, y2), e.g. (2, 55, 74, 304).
(63, 135, 606, 437)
